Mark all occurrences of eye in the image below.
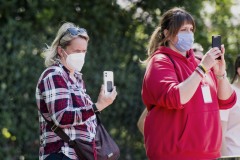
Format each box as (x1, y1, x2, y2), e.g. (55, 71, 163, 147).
(180, 28, 186, 31)
(80, 50, 87, 53)
(74, 49, 87, 53)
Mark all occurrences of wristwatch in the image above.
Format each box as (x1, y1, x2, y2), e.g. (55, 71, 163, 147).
(92, 103, 100, 114)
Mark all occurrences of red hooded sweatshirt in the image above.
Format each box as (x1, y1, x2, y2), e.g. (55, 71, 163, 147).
(141, 47, 236, 160)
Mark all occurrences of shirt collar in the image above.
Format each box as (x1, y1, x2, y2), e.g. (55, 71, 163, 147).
(55, 61, 83, 79)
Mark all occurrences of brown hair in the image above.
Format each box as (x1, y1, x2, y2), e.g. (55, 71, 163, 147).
(144, 7, 195, 63)
(231, 55, 240, 83)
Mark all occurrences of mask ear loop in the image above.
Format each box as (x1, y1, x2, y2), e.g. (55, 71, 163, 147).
(168, 35, 177, 46)
(60, 48, 72, 72)
(61, 48, 67, 55)
(165, 29, 177, 47)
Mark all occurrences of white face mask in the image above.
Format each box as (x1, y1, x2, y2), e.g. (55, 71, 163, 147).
(63, 50, 85, 72)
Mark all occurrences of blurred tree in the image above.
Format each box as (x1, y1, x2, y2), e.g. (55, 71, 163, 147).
(207, 0, 240, 78)
(0, 0, 239, 160)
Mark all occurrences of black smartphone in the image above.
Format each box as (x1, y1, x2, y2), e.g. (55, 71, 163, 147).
(212, 35, 221, 60)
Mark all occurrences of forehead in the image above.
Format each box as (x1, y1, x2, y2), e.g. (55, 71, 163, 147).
(180, 23, 193, 28)
(67, 37, 88, 50)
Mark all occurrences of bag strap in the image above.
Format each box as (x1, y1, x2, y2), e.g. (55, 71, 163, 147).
(39, 110, 101, 142)
(164, 54, 175, 68)
(149, 53, 178, 110)
(162, 54, 180, 82)
(39, 111, 95, 159)
(39, 111, 71, 143)
(151, 52, 176, 70)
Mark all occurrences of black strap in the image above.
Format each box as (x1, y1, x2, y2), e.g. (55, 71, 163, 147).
(39, 111, 101, 143)
(162, 54, 180, 82)
(148, 53, 178, 111)
(39, 110, 100, 159)
(164, 54, 201, 81)
(162, 54, 175, 69)
(39, 112, 71, 143)
(149, 52, 199, 111)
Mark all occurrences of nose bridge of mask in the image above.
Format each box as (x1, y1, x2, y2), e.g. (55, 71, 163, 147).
(62, 49, 85, 60)
(178, 32, 194, 40)
(62, 48, 86, 56)
(68, 52, 85, 63)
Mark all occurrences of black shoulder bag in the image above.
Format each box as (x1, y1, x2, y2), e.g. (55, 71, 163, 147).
(40, 112, 120, 160)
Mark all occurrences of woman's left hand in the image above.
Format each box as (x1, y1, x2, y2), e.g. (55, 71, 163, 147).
(213, 45, 226, 76)
(95, 85, 118, 111)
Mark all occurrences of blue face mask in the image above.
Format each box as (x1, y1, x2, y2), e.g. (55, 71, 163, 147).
(174, 32, 194, 52)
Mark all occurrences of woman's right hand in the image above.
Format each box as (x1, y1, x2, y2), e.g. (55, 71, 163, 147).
(95, 85, 117, 111)
(200, 47, 222, 71)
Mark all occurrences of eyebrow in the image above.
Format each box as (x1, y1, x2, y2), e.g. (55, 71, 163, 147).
(73, 49, 87, 52)
(180, 26, 193, 30)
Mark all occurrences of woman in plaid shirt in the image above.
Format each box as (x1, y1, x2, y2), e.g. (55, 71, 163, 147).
(36, 22, 117, 160)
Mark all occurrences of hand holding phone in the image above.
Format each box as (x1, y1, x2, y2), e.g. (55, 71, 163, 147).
(95, 71, 116, 111)
(103, 71, 114, 95)
(212, 35, 221, 60)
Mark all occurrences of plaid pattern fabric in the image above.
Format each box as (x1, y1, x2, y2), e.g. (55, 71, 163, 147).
(36, 62, 97, 160)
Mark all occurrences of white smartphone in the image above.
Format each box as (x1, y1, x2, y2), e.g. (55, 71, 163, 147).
(103, 71, 114, 95)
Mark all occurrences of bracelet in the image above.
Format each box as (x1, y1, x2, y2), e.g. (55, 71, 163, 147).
(195, 67, 204, 78)
(215, 71, 227, 80)
(200, 64, 207, 73)
(92, 103, 100, 114)
(198, 64, 207, 74)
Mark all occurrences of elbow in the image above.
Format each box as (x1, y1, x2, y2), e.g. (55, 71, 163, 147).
(137, 119, 144, 135)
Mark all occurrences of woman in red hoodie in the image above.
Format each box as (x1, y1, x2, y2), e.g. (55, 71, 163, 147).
(141, 7, 236, 160)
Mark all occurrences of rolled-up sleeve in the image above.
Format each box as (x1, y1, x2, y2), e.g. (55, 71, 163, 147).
(142, 54, 182, 110)
(218, 91, 237, 110)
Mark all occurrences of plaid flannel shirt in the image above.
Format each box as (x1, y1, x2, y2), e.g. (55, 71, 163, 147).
(36, 62, 97, 160)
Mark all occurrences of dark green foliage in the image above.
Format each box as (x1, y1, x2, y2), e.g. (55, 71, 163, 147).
(0, 0, 239, 160)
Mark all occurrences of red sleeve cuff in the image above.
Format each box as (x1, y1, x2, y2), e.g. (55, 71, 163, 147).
(218, 91, 237, 109)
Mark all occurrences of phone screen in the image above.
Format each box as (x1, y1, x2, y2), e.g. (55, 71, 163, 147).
(212, 35, 221, 60)
(212, 35, 221, 49)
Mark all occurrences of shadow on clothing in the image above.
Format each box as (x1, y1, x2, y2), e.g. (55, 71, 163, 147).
(218, 157, 240, 160)
(45, 153, 71, 160)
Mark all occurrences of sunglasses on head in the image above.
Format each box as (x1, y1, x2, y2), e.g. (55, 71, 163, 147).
(59, 27, 87, 45)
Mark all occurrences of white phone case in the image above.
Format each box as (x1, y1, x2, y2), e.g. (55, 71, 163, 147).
(103, 71, 114, 95)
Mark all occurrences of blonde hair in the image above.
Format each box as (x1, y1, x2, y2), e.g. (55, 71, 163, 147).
(144, 7, 195, 63)
(43, 22, 89, 67)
